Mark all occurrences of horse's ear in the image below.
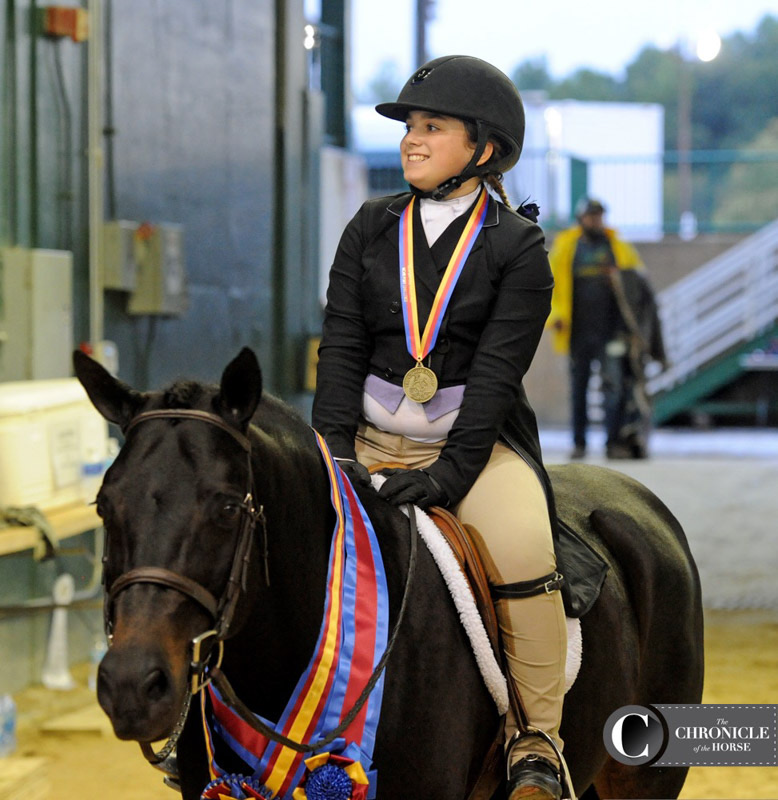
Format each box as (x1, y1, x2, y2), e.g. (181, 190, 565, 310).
(216, 347, 262, 428)
(73, 350, 143, 428)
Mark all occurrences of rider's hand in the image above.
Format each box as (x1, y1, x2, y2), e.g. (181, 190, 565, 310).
(378, 468, 448, 509)
(337, 459, 373, 489)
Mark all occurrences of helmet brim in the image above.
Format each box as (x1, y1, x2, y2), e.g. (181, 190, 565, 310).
(376, 101, 471, 122)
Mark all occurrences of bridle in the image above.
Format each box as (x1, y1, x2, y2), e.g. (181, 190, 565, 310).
(102, 407, 417, 773)
(105, 409, 268, 680)
(103, 408, 267, 767)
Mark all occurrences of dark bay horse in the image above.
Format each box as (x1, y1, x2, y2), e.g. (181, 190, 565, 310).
(74, 347, 703, 800)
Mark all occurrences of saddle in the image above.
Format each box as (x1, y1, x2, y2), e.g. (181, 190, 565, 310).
(368, 464, 501, 655)
(368, 464, 606, 643)
(426, 505, 502, 658)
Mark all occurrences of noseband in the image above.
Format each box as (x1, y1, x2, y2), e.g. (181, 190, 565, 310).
(104, 409, 268, 697)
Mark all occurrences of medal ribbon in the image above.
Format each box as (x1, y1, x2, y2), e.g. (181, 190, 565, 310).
(399, 188, 489, 364)
(199, 431, 389, 799)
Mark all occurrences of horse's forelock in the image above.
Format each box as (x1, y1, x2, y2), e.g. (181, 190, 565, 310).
(162, 380, 216, 410)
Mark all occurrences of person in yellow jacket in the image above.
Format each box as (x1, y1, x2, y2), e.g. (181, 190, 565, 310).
(547, 197, 643, 459)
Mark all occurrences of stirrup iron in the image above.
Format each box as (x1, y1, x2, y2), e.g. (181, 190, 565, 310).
(506, 727, 577, 800)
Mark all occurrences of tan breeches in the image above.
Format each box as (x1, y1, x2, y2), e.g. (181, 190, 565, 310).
(355, 423, 567, 763)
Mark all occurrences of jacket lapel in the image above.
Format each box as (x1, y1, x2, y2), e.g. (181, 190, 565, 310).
(384, 190, 500, 315)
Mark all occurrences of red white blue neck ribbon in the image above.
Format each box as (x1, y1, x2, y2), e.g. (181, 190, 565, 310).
(199, 431, 389, 800)
(399, 188, 489, 365)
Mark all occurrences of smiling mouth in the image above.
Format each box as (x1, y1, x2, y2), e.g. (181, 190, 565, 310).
(406, 154, 428, 163)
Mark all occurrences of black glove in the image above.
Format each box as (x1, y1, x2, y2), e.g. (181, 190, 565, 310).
(377, 468, 448, 509)
(337, 459, 373, 489)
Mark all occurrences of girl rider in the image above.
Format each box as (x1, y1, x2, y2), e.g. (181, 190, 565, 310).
(313, 55, 566, 800)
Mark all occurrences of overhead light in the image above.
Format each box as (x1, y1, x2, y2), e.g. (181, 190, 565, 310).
(695, 29, 721, 62)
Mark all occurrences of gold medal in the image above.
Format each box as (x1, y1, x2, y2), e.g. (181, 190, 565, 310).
(402, 362, 438, 403)
(398, 190, 488, 406)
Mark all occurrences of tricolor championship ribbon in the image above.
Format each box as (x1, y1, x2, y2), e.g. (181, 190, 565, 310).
(398, 188, 489, 402)
(200, 432, 389, 800)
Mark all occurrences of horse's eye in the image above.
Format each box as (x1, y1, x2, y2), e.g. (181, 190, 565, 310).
(221, 503, 242, 522)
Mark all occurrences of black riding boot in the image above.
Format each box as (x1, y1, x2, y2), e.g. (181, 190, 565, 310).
(507, 753, 563, 800)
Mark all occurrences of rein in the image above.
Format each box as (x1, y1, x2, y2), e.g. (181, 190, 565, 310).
(105, 408, 418, 768)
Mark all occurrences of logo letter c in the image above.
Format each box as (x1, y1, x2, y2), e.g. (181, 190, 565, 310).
(612, 713, 650, 759)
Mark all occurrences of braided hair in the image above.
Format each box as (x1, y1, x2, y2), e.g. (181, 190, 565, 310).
(462, 120, 540, 222)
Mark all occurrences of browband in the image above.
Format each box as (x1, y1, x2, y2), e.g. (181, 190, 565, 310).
(124, 409, 251, 452)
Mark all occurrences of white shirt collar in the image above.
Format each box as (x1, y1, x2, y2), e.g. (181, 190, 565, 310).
(418, 185, 482, 246)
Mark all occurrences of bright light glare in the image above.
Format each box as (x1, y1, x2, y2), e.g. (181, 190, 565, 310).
(303, 24, 316, 50)
(696, 29, 721, 62)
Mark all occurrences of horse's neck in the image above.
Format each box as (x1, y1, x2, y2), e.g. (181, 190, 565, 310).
(226, 427, 332, 715)
(250, 423, 332, 537)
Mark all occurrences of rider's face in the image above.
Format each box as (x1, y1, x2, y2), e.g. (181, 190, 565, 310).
(401, 111, 488, 197)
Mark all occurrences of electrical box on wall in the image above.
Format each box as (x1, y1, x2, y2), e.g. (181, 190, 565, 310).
(127, 223, 188, 315)
(102, 220, 139, 291)
(0, 248, 74, 381)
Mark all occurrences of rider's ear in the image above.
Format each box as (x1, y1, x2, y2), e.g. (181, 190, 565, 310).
(216, 347, 262, 428)
(73, 350, 144, 429)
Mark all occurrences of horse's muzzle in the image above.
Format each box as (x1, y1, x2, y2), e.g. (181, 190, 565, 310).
(97, 642, 188, 742)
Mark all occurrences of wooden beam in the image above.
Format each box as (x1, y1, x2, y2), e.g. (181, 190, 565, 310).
(0, 504, 101, 558)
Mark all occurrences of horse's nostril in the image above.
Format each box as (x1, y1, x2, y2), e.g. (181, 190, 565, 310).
(142, 668, 169, 703)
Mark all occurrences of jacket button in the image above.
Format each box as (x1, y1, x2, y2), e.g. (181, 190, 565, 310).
(437, 337, 450, 353)
(389, 301, 400, 314)
(384, 367, 394, 378)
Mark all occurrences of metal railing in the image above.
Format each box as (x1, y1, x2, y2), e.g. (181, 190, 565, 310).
(648, 217, 778, 395)
(364, 150, 778, 238)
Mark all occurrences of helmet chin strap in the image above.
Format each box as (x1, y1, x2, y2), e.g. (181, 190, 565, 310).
(410, 121, 491, 201)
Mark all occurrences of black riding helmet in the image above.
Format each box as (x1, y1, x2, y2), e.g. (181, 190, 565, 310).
(376, 55, 525, 200)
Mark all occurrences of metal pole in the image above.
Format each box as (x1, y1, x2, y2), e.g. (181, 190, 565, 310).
(676, 45, 694, 238)
(321, 0, 346, 147)
(87, 0, 104, 345)
(415, 0, 428, 67)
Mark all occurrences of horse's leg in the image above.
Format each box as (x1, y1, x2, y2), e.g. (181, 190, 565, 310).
(589, 507, 704, 799)
(176, 705, 211, 800)
(560, 580, 641, 795)
(594, 763, 689, 799)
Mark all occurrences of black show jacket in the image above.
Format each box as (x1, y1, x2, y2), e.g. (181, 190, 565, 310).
(312, 191, 554, 506)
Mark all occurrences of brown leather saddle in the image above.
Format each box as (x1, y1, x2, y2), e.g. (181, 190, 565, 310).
(368, 464, 501, 657)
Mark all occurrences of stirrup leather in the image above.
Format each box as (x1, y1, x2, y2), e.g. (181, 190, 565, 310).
(492, 571, 564, 600)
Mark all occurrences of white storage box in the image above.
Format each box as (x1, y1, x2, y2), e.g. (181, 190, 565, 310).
(0, 379, 109, 511)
